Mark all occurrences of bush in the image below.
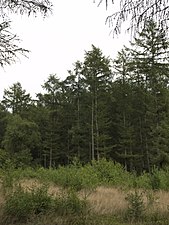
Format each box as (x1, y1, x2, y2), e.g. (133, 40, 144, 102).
(55, 189, 87, 216)
(135, 172, 152, 189)
(91, 158, 132, 187)
(46, 163, 99, 192)
(3, 185, 54, 222)
(3, 183, 88, 223)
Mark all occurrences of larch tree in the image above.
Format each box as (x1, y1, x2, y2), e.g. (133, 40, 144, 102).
(123, 20, 169, 171)
(82, 45, 112, 161)
(63, 62, 89, 161)
(37, 75, 62, 167)
(112, 48, 135, 170)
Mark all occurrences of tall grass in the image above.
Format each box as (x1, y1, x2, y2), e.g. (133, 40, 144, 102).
(1, 159, 169, 224)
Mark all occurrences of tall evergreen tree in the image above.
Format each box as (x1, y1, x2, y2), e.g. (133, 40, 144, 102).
(63, 62, 90, 162)
(112, 48, 136, 171)
(119, 20, 169, 171)
(37, 75, 63, 167)
(82, 45, 112, 160)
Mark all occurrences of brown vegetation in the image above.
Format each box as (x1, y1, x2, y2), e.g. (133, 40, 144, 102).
(18, 179, 169, 215)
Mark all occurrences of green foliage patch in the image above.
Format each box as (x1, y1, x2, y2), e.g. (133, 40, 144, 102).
(3, 185, 54, 222)
(2, 185, 88, 224)
(3, 159, 169, 191)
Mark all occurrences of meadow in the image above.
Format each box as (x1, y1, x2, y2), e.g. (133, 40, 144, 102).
(1, 159, 169, 224)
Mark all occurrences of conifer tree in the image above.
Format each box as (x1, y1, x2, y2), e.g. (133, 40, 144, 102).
(2, 82, 32, 116)
(123, 20, 169, 171)
(82, 45, 112, 160)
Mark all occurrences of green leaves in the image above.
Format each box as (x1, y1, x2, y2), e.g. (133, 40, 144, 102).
(2, 115, 41, 167)
(2, 82, 32, 115)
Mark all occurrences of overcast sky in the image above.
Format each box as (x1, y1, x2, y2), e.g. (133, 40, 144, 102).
(0, 0, 130, 99)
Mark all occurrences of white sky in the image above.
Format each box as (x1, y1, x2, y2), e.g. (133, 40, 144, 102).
(0, 0, 130, 99)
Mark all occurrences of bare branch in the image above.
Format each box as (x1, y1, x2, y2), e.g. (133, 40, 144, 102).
(0, 0, 52, 17)
(0, 21, 29, 67)
(96, 0, 169, 36)
(97, 0, 114, 9)
(0, 0, 52, 67)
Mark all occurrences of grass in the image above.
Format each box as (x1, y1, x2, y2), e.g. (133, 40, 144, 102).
(87, 187, 127, 215)
(1, 159, 169, 224)
(1, 178, 169, 224)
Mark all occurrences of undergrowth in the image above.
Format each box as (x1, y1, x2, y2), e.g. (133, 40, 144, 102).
(2, 158, 169, 191)
(1, 159, 169, 224)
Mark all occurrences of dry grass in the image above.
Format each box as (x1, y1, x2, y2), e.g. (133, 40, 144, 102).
(19, 179, 42, 190)
(153, 190, 169, 212)
(87, 187, 169, 215)
(19, 179, 61, 196)
(87, 186, 127, 215)
(3, 179, 169, 216)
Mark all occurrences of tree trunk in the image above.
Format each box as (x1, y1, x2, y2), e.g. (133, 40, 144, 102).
(91, 95, 95, 161)
(95, 85, 99, 161)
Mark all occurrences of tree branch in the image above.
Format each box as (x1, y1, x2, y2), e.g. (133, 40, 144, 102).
(0, 21, 29, 67)
(96, 0, 169, 36)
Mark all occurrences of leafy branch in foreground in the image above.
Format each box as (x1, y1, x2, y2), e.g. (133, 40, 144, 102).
(0, 21, 29, 66)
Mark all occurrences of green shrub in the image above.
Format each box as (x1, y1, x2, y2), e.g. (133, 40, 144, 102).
(149, 168, 161, 190)
(91, 158, 132, 187)
(135, 172, 152, 189)
(79, 164, 99, 195)
(154, 167, 169, 191)
(3, 183, 88, 223)
(4, 187, 34, 222)
(55, 189, 87, 216)
(125, 190, 145, 222)
(46, 163, 99, 192)
(30, 186, 54, 214)
(51, 166, 83, 191)
(3, 185, 54, 222)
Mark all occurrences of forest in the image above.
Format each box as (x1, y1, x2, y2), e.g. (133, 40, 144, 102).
(1, 1, 169, 224)
(0, 19, 169, 173)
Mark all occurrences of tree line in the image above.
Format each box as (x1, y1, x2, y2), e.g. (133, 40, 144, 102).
(1, 20, 169, 173)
